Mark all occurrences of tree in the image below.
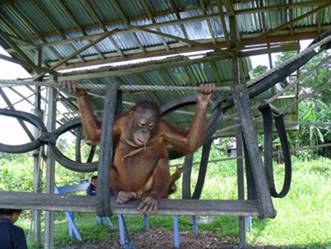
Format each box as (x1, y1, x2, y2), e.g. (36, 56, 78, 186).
(275, 50, 331, 154)
(250, 65, 268, 78)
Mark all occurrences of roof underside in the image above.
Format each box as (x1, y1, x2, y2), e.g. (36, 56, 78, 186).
(0, 0, 329, 131)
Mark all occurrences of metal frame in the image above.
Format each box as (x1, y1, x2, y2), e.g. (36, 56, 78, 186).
(0, 0, 329, 70)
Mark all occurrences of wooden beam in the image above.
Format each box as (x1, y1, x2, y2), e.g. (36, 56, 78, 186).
(51, 32, 303, 70)
(0, 32, 54, 74)
(57, 42, 299, 81)
(252, 2, 331, 41)
(6, 0, 327, 42)
(48, 30, 120, 71)
(0, 191, 260, 216)
(8, 4, 64, 60)
(57, 0, 93, 62)
(31, 0, 88, 62)
(0, 53, 53, 74)
(256, 0, 274, 70)
(83, 0, 124, 57)
(225, 0, 241, 43)
(129, 25, 204, 47)
(316, 7, 323, 35)
(169, 0, 191, 47)
(112, 0, 146, 53)
(57, 53, 228, 81)
(0, 11, 30, 42)
(216, 0, 230, 47)
(199, 0, 216, 44)
(31, 0, 62, 36)
(288, 0, 294, 36)
(8, 0, 328, 51)
(140, 0, 170, 51)
(0, 29, 35, 46)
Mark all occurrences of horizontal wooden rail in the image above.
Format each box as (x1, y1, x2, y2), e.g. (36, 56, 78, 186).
(0, 191, 259, 216)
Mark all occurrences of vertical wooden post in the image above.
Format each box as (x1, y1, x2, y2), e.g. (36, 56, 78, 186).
(97, 82, 119, 216)
(33, 49, 42, 248)
(236, 128, 246, 247)
(44, 75, 57, 249)
(232, 68, 275, 218)
(32, 97, 42, 248)
(182, 154, 193, 199)
(229, 12, 274, 218)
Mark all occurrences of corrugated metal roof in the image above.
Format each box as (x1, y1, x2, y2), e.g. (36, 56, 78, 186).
(1, 0, 329, 67)
(1, 0, 323, 130)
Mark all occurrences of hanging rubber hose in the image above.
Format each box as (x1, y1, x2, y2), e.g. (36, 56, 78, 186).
(259, 103, 292, 198)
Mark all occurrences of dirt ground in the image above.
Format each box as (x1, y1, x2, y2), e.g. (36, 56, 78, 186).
(61, 229, 307, 249)
(61, 230, 237, 249)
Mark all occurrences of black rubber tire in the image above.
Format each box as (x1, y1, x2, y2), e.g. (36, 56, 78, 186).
(50, 118, 98, 172)
(0, 109, 46, 153)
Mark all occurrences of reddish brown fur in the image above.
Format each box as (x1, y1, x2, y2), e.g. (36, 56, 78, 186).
(65, 81, 214, 213)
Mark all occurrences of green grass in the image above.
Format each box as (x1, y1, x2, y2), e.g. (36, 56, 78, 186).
(18, 157, 331, 248)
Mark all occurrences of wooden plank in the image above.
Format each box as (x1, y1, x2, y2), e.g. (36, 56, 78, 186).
(0, 191, 259, 217)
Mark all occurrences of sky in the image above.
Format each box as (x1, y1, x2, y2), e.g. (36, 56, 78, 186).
(0, 40, 312, 145)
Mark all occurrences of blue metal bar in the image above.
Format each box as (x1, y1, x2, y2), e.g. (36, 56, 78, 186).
(118, 214, 125, 246)
(65, 211, 82, 241)
(143, 215, 149, 231)
(192, 216, 198, 236)
(105, 217, 112, 228)
(246, 216, 252, 233)
(68, 213, 73, 239)
(173, 215, 180, 249)
(96, 216, 103, 225)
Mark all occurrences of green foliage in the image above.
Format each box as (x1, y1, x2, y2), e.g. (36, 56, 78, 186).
(297, 52, 331, 153)
(274, 51, 297, 66)
(0, 153, 34, 191)
(252, 50, 331, 156)
(11, 155, 331, 248)
(299, 100, 326, 146)
(250, 65, 268, 78)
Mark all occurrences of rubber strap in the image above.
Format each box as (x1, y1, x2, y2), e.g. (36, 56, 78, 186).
(259, 103, 292, 198)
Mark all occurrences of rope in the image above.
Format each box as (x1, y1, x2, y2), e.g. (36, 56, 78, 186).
(0, 79, 231, 92)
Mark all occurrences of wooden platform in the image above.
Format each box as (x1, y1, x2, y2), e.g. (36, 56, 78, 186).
(0, 191, 259, 216)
